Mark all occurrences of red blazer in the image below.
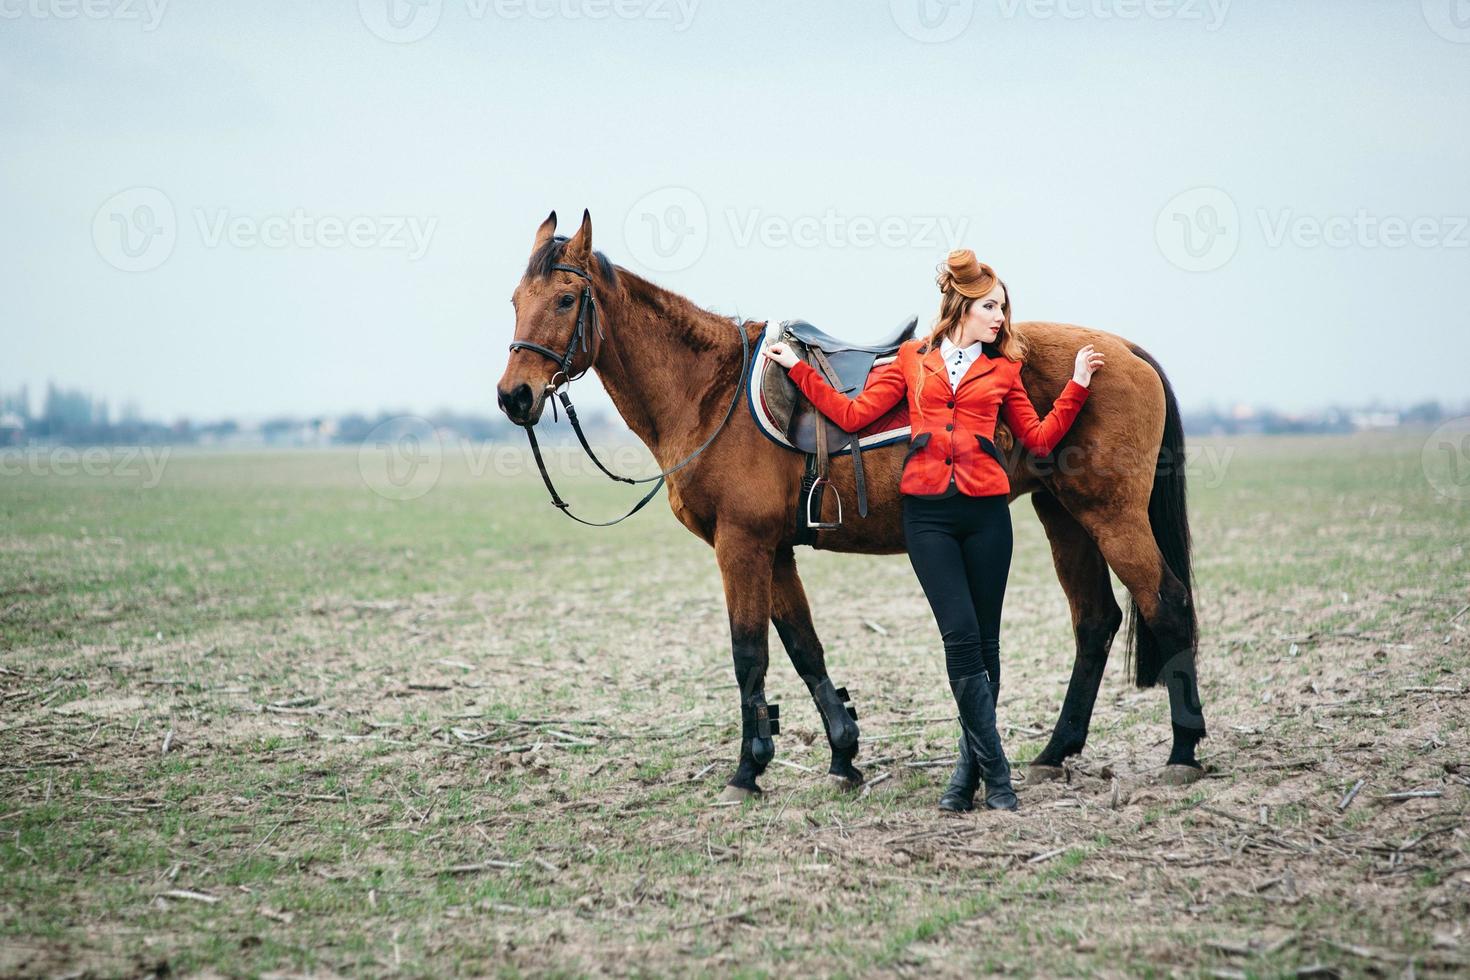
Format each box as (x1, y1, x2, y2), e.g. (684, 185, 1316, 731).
(788, 339, 1091, 497)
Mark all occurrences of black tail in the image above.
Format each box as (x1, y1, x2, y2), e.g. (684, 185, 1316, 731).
(1124, 344, 1197, 688)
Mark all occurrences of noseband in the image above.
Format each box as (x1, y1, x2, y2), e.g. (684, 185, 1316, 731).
(507, 261, 751, 527)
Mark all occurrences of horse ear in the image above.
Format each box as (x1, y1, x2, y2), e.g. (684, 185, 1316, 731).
(533, 211, 557, 251)
(564, 209, 593, 260)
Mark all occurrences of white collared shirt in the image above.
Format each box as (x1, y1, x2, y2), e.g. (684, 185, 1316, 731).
(939, 335, 991, 389)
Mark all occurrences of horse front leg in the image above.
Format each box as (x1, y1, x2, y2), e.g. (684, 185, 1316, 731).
(714, 528, 778, 802)
(770, 545, 863, 789)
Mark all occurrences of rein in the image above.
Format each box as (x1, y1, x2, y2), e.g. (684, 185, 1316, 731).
(507, 262, 752, 527)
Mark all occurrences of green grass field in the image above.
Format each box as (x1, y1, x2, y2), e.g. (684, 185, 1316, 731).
(2, 432, 1467, 977)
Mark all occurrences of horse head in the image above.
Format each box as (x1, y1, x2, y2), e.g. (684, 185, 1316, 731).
(496, 209, 616, 425)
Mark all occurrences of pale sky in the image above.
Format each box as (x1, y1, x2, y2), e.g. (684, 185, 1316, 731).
(3, 0, 1467, 421)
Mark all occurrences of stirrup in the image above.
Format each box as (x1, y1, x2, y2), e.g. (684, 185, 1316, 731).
(805, 477, 843, 529)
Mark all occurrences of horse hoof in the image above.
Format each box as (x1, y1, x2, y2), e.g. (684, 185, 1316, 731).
(1161, 764, 1203, 786)
(718, 784, 760, 803)
(1028, 764, 1066, 783)
(826, 774, 862, 793)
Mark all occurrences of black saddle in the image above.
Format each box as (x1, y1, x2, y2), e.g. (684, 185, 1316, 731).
(776, 316, 918, 542)
(784, 316, 918, 355)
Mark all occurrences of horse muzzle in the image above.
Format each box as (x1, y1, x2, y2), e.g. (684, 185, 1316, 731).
(495, 381, 545, 426)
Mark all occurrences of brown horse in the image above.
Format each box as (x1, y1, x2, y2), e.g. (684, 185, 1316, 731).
(496, 210, 1207, 801)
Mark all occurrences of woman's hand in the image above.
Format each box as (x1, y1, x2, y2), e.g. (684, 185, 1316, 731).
(1073, 344, 1105, 387)
(763, 342, 801, 369)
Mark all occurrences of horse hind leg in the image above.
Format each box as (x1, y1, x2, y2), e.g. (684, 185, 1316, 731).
(714, 528, 779, 802)
(770, 546, 863, 789)
(1088, 514, 1207, 784)
(1028, 492, 1124, 781)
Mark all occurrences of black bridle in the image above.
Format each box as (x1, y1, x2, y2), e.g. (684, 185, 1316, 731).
(507, 262, 751, 527)
(508, 263, 602, 387)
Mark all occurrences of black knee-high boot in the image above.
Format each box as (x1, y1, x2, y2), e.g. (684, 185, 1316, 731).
(938, 673, 1001, 812)
(980, 638, 1000, 707)
(948, 671, 1016, 811)
(938, 729, 979, 812)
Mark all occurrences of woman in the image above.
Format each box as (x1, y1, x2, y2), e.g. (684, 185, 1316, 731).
(763, 250, 1104, 812)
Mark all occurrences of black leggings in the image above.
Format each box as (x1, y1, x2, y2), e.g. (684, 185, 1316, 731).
(902, 493, 1013, 686)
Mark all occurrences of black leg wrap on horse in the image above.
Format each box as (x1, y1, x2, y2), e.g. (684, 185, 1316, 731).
(741, 700, 779, 768)
(1166, 721, 1206, 768)
(810, 678, 859, 754)
(1163, 650, 1207, 768)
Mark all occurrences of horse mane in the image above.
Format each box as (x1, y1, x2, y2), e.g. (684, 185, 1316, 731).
(525, 235, 619, 285)
(528, 235, 745, 366)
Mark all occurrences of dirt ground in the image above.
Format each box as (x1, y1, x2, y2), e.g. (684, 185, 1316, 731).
(2, 433, 1467, 977)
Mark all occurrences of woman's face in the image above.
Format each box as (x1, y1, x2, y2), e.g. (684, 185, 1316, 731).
(959, 283, 1007, 342)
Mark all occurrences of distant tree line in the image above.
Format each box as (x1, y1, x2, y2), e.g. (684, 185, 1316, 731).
(1180, 400, 1460, 436)
(0, 383, 624, 447)
(2, 383, 1465, 448)
(0, 383, 180, 446)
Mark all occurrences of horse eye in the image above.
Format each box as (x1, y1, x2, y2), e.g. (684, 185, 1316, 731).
(557, 294, 576, 310)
